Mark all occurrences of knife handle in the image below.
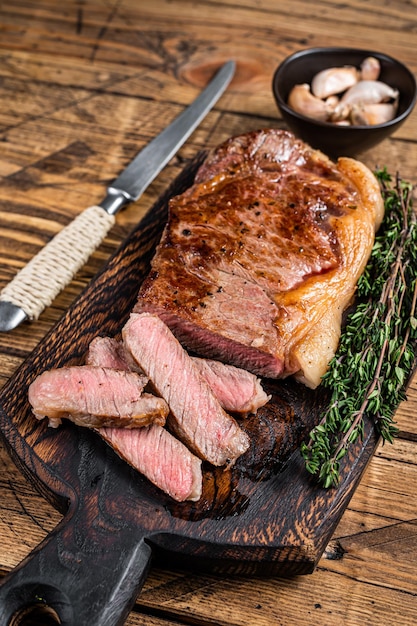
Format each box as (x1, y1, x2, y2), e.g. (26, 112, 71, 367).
(0, 205, 116, 320)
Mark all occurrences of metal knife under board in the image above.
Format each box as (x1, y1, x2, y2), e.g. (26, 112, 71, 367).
(0, 60, 235, 332)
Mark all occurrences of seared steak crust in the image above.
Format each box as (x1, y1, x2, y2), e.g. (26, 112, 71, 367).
(136, 129, 383, 386)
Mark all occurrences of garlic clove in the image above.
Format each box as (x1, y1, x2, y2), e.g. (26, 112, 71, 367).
(311, 66, 359, 99)
(340, 80, 399, 106)
(350, 102, 398, 126)
(360, 56, 381, 81)
(287, 83, 333, 121)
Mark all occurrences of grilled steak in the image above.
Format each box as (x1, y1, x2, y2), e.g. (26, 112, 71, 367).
(28, 366, 169, 429)
(99, 425, 202, 502)
(123, 312, 250, 466)
(135, 129, 383, 388)
(88, 335, 269, 415)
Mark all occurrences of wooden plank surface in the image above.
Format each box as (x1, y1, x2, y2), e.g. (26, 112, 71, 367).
(0, 1, 416, 625)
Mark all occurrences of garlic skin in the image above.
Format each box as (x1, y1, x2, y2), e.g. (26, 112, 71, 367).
(340, 80, 399, 106)
(360, 56, 381, 81)
(287, 83, 333, 121)
(311, 66, 359, 99)
(350, 102, 398, 126)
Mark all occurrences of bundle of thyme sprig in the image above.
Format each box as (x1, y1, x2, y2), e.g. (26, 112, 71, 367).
(301, 169, 417, 488)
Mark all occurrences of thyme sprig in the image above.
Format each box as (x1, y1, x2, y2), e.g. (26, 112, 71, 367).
(301, 170, 417, 488)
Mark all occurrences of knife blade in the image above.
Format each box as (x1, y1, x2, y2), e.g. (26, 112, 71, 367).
(0, 60, 235, 332)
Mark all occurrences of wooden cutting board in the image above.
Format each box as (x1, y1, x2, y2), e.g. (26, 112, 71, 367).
(0, 154, 381, 626)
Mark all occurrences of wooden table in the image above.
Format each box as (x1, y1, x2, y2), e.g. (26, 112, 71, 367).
(0, 1, 416, 624)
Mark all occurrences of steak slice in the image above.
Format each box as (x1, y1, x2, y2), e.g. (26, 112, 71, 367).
(135, 129, 383, 388)
(122, 312, 250, 466)
(86, 336, 141, 373)
(99, 425, 202, 502)
(192, 357, 270, 415)
(88, 335, 269, 415)
(28, 366, 168, 429)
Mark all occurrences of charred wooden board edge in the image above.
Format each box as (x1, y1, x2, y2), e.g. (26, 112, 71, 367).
(0, 150, 390, 579)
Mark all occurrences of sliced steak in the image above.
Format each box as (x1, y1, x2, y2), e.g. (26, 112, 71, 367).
(88, 335, 269, 415)
(99, 425, 202, 502)
(135, 129, 383, 388)
(122, 312, 250, 466)
(88, 337, 203, 501)
(86, 336, 141, 373)
(28, 366, 168, 429)
(192, 357, 270, 415)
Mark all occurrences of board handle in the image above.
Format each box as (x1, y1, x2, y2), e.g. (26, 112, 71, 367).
(0, 504, 152, 626)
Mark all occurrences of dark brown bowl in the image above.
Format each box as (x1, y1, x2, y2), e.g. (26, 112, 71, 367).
(272, 47, 417, 158)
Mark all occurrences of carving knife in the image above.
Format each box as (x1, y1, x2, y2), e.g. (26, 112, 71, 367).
(0, 60, 235, 332)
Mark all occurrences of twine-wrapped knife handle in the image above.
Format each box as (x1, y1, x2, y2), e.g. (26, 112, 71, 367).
(0, 206, 115, 321)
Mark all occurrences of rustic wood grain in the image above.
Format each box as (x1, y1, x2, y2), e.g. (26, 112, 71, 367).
(0, 1, 416, 625)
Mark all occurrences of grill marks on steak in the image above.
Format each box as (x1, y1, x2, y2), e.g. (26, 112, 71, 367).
(28, 366, 169, 429)
(123, 313, 250, 466)
(136, 129, 384, 387)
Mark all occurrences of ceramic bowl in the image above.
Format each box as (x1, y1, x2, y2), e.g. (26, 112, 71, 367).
(272, 47, 417, 158)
